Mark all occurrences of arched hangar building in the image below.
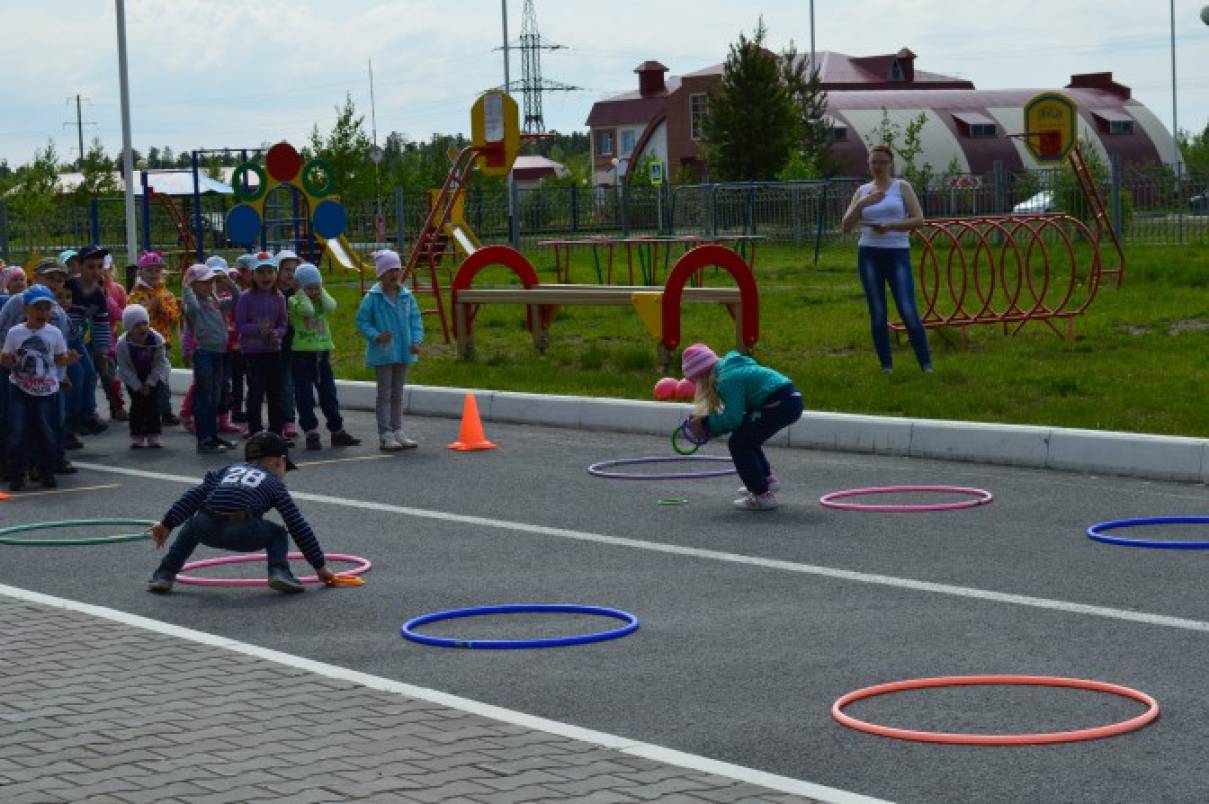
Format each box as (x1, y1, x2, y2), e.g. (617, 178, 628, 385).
(585, 48, 1176, 185)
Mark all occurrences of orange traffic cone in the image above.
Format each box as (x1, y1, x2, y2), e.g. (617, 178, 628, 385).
(448, 393, 497, 451)
(0, 492, 9, 501)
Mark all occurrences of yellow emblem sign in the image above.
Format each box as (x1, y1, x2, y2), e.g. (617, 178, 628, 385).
(1023, 92, 1077, 162)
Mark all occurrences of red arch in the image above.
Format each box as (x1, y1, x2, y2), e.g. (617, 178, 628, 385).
(661, 245, 759, 350)
(451, 245, 542, 339)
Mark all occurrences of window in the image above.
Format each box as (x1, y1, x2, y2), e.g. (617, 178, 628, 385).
(889, 61, 904, 81)
(1109, 120, 1135, 135)
(691, 94, 709, 141)
(827, 125, 848, 141)
(621, 129, 636, 156)
(598, 130, 613, 156)
(970, 124, 997, 138)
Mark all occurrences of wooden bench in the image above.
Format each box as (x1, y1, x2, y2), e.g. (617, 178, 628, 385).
(454, 284, 744, 361)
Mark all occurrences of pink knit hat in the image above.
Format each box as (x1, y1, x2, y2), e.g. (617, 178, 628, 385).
(373, 249, 402, 278)
(137, 251, 165, 269)
(681, 343, 719, 381)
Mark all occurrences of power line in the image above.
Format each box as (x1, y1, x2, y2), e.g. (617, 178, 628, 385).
(62, 94, 98, 167)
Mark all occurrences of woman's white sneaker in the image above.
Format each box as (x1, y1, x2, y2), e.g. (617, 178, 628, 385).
(734, 491, 779, 511)
(380, 435, 403, 452)
(393, 431, 418, 449)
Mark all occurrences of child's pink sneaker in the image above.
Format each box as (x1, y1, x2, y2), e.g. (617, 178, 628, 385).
(181, 416, 195, 434)
(218, 414, 241, 434)
(147, 435, 163, 449)
(283, 422, 299, 438)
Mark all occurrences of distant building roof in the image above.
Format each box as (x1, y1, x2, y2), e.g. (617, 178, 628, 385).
(512, 155, 569, 182)
(53, 169, 234, 196)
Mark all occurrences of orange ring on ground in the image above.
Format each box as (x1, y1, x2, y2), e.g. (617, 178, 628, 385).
(832, 675, 1158, 745)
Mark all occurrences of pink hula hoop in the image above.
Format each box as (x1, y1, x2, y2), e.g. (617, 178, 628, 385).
(832, 674, 1159, 745)
(176, 552, 372, 587)
(819, 485, 993, 512)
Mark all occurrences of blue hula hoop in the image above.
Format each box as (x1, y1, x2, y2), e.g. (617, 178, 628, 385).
(401, 604, 639, 649)
(1086, 516, 1209, 549)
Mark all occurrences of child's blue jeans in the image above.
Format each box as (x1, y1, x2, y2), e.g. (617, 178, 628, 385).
(156, 510, 290, 577)
(191, 350, 225, 444)
(726, 384, 803, 495)
(64, 340, 97, 425)
(290, 351, 344, 434)
(857, 246, 932, 370)
(7, 388, 57, 477)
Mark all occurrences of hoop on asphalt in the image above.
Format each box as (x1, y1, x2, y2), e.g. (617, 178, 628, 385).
(588, 456, 736, 480)
(175, 552, 371, 586)
(819, 485, 993, 512)
(832, 674, 1159, 745)
(401, 604, 639, 649)
(0, 519, 156, 546)
(1087, 516, 1209, 549)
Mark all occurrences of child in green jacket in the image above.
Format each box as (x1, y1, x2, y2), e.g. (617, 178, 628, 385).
(288, 264, 360, 451)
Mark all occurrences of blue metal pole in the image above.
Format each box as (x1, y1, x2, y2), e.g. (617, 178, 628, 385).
(190, 150, 204, 261)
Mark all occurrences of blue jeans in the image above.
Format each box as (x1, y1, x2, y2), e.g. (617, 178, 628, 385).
(64, 341, 97, 425)
(857, 246, 932, 370)
(157, 511, 290, 577)
(7, 389, 58, 477)
(727, 384, 803, 495)
(192, 350, 225, 444)
(280, 348, 297, 422)
(290, 351, 344, 434)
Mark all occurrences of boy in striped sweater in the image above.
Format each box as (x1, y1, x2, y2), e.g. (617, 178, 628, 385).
(145, 431, 336, 593)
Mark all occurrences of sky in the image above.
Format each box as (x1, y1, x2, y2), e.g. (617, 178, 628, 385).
(4, 0, 1209, 167)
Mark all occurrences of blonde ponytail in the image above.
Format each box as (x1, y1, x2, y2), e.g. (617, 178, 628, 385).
(692, 370, 722, 416)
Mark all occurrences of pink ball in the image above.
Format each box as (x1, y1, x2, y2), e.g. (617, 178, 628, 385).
(653, 377, 679, 401)
(676, 378, 696, 400)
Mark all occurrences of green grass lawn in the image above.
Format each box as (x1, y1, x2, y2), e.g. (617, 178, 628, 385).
(314, 240, 1209, 438)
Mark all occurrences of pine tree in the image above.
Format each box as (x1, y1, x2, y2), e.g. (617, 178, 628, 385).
(700, 19, 800, 181)
(780, 41, 834, 177)
(307, 94, 375, 201)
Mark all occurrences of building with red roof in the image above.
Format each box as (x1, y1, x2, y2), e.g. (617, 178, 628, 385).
(585, 48, 1175, 185)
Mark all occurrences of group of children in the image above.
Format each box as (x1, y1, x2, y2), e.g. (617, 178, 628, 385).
(1, 246, 427, 491)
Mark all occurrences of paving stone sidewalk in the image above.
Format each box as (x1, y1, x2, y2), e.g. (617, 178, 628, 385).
(0, 596, 818, 804)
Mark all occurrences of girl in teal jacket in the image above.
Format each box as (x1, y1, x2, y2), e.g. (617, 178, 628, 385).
(355, 251, 424, 451)
(683, 343, 802, 511)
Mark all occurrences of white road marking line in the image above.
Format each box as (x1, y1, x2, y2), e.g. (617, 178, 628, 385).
(295, 454, 395, 468)
(0, 583, 887, 804)
(2, 483, 121, 499)
(73, 460, 1209, 635)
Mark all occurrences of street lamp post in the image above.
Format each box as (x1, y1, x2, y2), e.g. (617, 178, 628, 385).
(115, 0, 137, 264)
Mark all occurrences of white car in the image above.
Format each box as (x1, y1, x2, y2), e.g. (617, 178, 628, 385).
(1013, 190, 1056, 214)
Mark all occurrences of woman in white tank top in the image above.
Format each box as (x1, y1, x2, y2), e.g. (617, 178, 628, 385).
(841, 144, 933, 373)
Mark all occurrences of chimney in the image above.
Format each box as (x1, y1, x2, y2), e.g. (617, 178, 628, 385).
(1067, 72, 1131, 99)
(634, 61, 669, 97)
(894, 47, 916, 82)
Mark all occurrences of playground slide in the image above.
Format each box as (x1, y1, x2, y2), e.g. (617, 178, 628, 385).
(445, 222, 481, 257)
(317, 233, 371, 274)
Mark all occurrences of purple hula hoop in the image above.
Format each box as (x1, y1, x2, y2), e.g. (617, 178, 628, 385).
(176, 552, 372, 587)
(588, 456, 736, 480)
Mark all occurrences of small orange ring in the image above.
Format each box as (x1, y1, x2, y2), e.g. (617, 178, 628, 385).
(832, 674, 1159, 745)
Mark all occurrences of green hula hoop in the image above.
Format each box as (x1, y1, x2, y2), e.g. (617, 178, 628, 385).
(0, 519, 156, 546)
(233, 163, 268, 203)
(302, 159, 338, 197)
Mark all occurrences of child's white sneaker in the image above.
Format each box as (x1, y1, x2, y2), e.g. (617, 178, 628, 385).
(379, 434, 403, 452)
(734, 491, 779, 511)
(393, 431, 418, 449)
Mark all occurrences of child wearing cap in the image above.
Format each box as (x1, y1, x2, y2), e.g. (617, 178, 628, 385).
(66, 246, 115, 435)
(1, 266, 28, 299)
(288, 264, 360, 451)
(1, 286, 80, 490)
(356, 250, 424, 451)
(682, 343, 803, 511)
(275, 250, 301, 438)
(234, 252, 288, 438)
(129, 252, 182, 425)
(116, 304, 172, 449)
(100, 255, 128, 422)
(212, 259, 243, 435)
(144, 430, 338, 594)
(183, 262, 241, 454)
(226, 255, 256, 425)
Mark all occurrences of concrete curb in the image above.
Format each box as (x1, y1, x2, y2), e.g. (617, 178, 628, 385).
(170, 369, 1209, 485)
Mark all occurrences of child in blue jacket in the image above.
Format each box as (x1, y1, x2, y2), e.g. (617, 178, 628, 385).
(684, 343, 803, 511)
(355, 250, 424, 451)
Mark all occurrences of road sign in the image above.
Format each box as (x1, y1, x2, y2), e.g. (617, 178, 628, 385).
(368, 145, 384, 165)
(649, 160, 665, 186)
(470, 91, 520, 177)
(1023, 92, 1077, 162)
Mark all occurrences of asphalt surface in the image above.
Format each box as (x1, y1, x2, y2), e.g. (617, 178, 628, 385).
(3, 407, 1208, 804)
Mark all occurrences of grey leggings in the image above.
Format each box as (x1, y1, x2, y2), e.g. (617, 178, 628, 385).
(374, 363, 409, 436)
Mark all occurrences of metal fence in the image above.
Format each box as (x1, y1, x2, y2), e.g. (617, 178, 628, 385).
(2, 161, 1205, 265)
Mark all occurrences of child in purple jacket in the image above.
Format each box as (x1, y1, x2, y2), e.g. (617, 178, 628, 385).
(233, 252, 287, 439)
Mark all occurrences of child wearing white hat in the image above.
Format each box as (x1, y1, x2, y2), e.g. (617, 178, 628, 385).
(116, 304, 172, 449)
